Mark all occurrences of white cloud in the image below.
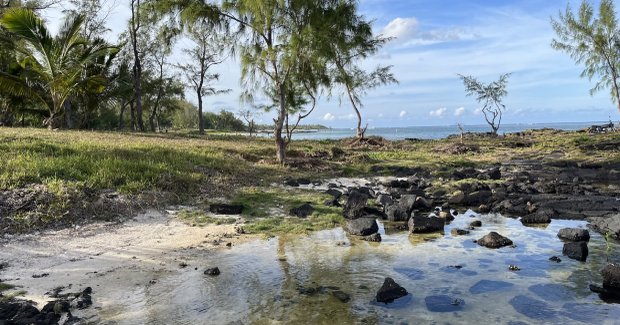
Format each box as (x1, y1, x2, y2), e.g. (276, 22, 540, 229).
(430, 107, 448, 117)
(399, 110, 407, 118)
(378, 113, 384, 118)
(381, 17, 419, 41)
(454, 107, 466, 117)
(323, 113, 336, 121)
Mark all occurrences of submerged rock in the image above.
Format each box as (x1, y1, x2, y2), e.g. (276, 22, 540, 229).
(289, 203, 314, 218)
(557, 228, 590, 242)
(549, 256, 562, 263)
(477, 232, 513, 248)
(364, 233, 382, 242)
(332, 290, 351, 303)
(345, 218, 378, 236)
(562, 241, 588, 261)
(451, 228, 470, 236)
(469, 280, 514, 294)
(209, 204, 243, 215)
(408, 215, 444, 233)
(204, 267, 221, 276)
(509, 295, 556, 320)
(424, 295, 464, 312)
(376, 277, 408, 303)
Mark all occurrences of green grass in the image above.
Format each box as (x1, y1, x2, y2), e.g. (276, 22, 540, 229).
(0, 127, 618, 235)
(0, 283, 15, 292)
(177, 210, 238, 225)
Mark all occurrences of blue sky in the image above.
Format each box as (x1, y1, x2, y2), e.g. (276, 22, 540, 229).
(44, 0, 617, 127)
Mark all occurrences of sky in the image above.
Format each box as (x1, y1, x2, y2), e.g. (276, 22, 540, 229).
(42, 0, 618, 127)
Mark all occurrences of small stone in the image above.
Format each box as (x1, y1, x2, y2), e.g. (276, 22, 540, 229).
(508, 265, 521, 271)
(204, 267, 221, 276)
(470, 220, 482, 228)
(477, 232, 513, 248)
(364, 233, 382, 242)
(332, 290, 351, 303)
(549, 256, 562, 263)
(451, 228, 470, 236)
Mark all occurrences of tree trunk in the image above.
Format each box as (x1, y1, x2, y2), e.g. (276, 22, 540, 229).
(345, 85, 365, 139)
(64, 100, 73, 129)
(131, 0, 144, 132)
(118, 100, 126, 130)
(198, 92, 204, 135)
(275, 84, 287, 164)
(129, 100, 136, 131)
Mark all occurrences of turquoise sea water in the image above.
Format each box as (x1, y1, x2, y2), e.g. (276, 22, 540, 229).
(277, 121, 609, 140)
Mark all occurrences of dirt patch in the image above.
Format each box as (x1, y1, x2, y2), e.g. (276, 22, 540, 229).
(343, 136, 390, 148)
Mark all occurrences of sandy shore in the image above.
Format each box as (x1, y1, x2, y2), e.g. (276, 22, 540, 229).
(0, 209, 252, 323)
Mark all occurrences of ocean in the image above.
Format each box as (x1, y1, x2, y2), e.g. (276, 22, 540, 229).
(280, 121, 609, 141)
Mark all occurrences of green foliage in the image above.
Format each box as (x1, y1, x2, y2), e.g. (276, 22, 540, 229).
(551, 0, 620, 114)
(0, 8, 119, 128)
(458, 73, 510, 135)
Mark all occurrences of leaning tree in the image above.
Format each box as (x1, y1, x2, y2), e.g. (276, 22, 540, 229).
(458, 73, 511, 135)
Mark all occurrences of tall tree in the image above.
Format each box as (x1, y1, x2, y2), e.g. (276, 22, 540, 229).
(551, 0, 620, 115)
(0, 8, 118, 129)
(458, 73, 510, 135)
(129, 0, 144, 131)
(177, 20, 229, 135)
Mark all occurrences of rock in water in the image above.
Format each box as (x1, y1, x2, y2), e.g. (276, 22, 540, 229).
(470, 220, 482, 228)
(345, 218, 378, 236)
(451, 228, 470, 236)
(386, 204, 409, 222)
(376, 277, 408, 303)
(289, 203, 314, 218)
(332, 290, 351, 303)
(521, 212, 551, 224)
(408, 215, 445, 233)
(204, 267, 221, 276)
(477, 232, 513, 248)
(602, 264, 620, 290)
(209, 204, 243, 215)
(364, 233, 382, 242)
(557, 228, 590, 242)
(562, 241, 588, 261)
(343, 191, 368, 219)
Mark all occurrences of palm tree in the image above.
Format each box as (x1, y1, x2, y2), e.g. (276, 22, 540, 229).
(0, 8, 118, 129)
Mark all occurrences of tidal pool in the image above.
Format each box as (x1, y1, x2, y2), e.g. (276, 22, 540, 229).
(96, 213, 620, 324)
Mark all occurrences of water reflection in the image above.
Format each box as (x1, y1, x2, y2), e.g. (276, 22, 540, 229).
(97, 217, 620, 324)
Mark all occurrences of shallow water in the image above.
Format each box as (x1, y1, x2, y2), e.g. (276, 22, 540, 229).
(96, 213, 620, 325)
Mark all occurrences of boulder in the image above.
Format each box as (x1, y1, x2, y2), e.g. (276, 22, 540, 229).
(325, 189, 342, 199)
(399, 194, 417, 213)
(414, 196, 433, 210)
(602, 264, 620, 290)
(408, 215, 444, 233)
(485, 167, 502, 180)
(588, 214, 620, 239)
(448, 191, 465, 205)
(386, 204, 409, 222)
(376, 277, 408, 303)
(297, 178, 312, 185)
(289, 203, 314, 218)
(389, 179, 410, 188)
(362, 206, 387, 219)
(463, 190, 493, 206)
(562, 241, 588, 261)
(477, 232, 513, 248)
(209, 204, 243, 215)
(521, 211, 551, 224)
(345, 218, 378, 236)
(343, 191, 368, 219)
(557, 228, 590, 242)
(376, 194, 393, 207)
